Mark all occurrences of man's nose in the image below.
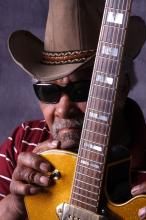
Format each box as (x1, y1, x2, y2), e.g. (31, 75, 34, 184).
(55, 94, 77, 118)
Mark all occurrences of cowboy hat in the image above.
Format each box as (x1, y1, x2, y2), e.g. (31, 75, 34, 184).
(8, 0, 146, 82)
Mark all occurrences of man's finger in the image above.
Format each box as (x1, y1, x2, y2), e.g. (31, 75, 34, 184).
(10, 180, 42, 196)
(131, 182, 146, 196)
(17, 152, 52, 173)
(13, 166, 50, 186)
(138, 207, 146, 220)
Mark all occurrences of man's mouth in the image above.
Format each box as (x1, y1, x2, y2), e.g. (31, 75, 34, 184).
(58, 127, 81, 135)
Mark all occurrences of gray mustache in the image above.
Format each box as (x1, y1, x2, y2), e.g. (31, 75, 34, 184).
(52, 119, 83, 133)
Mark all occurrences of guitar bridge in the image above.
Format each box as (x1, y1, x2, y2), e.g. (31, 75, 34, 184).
(56, 203, 105, 220)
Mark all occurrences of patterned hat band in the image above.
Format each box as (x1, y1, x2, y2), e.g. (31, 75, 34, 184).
(42, 50, 96, 65)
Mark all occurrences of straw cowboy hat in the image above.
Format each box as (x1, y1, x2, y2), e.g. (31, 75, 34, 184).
(8, 0, 146, 82)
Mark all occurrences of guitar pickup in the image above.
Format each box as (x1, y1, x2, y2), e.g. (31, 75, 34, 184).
(56, 203, 105, 220)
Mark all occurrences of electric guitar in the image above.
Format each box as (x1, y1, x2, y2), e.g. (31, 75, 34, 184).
(24, 0, 146, 219)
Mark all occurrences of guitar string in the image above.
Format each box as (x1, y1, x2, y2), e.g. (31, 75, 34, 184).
(70, 0, 129, 210)
(78, 0, 111, 207)
(89, 0, 123, 206)
(78, 5, 109, 206)
(93, 0, 125, 205)
(73, 0, 122, 208)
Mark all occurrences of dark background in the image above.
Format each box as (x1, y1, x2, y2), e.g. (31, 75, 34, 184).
(0, 0, 146, 143)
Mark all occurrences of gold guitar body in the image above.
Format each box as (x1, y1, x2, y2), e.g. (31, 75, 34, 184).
(25, 150, 146, 220)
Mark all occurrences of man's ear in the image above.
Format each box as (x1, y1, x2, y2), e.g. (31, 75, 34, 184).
(124, 16, 146, 59)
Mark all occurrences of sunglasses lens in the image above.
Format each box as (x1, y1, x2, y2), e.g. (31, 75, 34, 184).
(33, 84, 60, 103)
(33, 80, 91, 104)
(70, 81, 90, 102)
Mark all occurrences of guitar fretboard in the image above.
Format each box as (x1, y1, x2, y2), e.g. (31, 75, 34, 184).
(70, 0, 132, 213)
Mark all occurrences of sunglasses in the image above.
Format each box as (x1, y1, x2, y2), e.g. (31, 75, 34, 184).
(33, 80, 91, 104)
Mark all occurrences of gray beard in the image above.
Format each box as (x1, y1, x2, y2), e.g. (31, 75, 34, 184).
(51, 118, 83, 150)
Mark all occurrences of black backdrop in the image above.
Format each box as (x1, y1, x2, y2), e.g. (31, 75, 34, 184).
(0, 0, 146, 143)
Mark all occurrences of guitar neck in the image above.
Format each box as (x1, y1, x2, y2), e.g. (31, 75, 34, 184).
(70, 0, 132, 213)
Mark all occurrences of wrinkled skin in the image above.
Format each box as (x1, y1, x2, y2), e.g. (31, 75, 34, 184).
(1, 68, 146, 220)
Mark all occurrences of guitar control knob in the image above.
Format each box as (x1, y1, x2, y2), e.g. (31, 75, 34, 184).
(51, 169, 61, 180)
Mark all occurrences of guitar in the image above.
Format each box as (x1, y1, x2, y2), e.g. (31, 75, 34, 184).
(24, 0, 146, 219)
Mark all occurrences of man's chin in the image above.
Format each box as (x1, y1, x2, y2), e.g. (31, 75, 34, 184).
(54, 129, 81, 152)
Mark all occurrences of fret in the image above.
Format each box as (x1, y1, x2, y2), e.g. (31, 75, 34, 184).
(71, 179, 101, 209)
(104, 9, 129, 27)
(76, 171, 101, 181)
(72, 188, 99, 203)
(101, 25, 125, 45)
(74, 179, 100, 191)
(74, 185, 98, 196)
(81, 137, 106, 148)
(82, 130, 108, 146)
(89, 89, 115, 103)
(79, 155, 103, 167)
(106, 11, 124, 25)
(98, 42, 123, 60)
(81, 138, 106, 148)
(71, 197, 97, 212)
(94, 74, 116, 87)
(93, 57, 120, 76)
(83, 128, 108, 137)
(78, 149, 105, 163)
(72, 191, 97, 202)
(89, 85, 115, 104)
(83, 120, 110, 136)
(75, 170, 102, 185)
(88, 97, 114, 114)
(87, 110, 110, 122)
(82, 140, 105, 155)
(90, 75, 118, 97)
(79, 158, 101, 171)
(77, 162, 104, 173)
(87, 107, 112, 117)
(88, 98, 114, 115)
(84, 117, 111, 127)
(101, 44, 119, 57)
(105, 0, 131, 11)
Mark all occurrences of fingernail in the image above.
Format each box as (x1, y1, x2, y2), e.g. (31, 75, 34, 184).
(52, 140, 59, 147)
(29, 187, 40, 194)
(138, 208, 146, 218)
(40, 176, 49, 186)
(40, 162, 49, 172)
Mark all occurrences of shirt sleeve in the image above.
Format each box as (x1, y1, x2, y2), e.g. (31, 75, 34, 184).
(0, 125, 25, 200)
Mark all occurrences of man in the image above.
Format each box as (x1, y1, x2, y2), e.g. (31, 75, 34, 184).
(0, 0, 146, 219)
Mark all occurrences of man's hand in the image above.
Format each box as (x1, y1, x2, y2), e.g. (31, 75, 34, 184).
(131, 182, 146, 220)
(9, 140, 60, 217)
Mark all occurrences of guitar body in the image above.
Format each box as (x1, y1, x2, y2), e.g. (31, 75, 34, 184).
(25, 150, 76, 220)
(25, 150, 146, 220)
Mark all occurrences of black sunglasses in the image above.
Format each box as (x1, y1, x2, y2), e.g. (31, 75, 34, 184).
(33, 80, 91, 104)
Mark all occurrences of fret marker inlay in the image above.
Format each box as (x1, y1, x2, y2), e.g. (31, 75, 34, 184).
(80, 159, 100, 169)
(89, 112, 108, 122)
(84, 143, 102, 152)
(102, 45, 118, 57)
(107, 12, 124, 25)
(96, 74, 113, 85)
